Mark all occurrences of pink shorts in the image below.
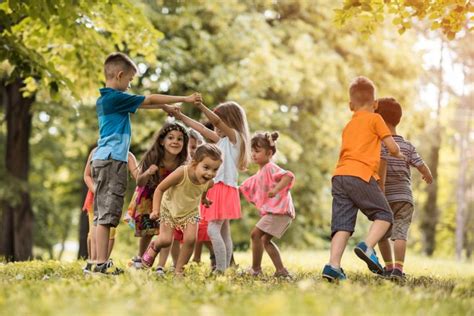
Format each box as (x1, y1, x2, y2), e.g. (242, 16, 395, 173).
(202, 182, 241, 221)
(197, 218, 211, 241)
(173, 229, 184, 242)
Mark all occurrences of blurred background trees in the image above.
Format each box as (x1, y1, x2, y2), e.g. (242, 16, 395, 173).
(0, 0, 472, 261)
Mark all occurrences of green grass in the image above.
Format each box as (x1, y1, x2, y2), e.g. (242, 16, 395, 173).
(0, 251, 473, 316)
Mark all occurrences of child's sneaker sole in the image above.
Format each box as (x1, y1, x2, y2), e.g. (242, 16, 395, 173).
(354, 247, 383, 275)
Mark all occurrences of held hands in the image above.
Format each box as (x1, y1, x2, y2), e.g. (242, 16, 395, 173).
(163, 103, 181, 115)
(150, 210, 160, 221)
(202, 197, 213, 208)
(146, 164, 159, 176)
(184, 92, 202, 104)
(395, 152, 407, 161)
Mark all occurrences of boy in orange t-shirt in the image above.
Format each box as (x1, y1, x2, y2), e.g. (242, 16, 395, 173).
(322, 76, 405, 282)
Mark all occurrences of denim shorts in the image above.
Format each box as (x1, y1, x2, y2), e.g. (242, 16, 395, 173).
(331, 176, 393, 237)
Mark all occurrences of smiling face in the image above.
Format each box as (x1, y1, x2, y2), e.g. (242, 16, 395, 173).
(161, 130, 185, 156)
(193, 157, 222, 184)
(251, 146, 272, 167)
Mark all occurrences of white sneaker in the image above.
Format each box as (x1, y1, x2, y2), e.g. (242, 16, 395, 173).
(156, 266, 165, 276)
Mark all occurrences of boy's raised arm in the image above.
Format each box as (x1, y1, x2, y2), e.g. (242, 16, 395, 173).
(141, 93, 201, 107)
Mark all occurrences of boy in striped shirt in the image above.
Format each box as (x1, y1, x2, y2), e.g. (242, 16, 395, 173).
(377, 97, 433, 279)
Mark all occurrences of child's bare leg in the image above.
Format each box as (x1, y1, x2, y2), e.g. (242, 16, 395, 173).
(87, 235, 92, 259)
(251, 227, 265, 272)
(193, 241, 204, 263)
(158, 246, 171, 268)
(393, 239, 407, 271)
(152, 224, 174, 251)
(171, 240, 181, 266)
(365, 220, 391, 248)
(205, 241, 214, 254)
(377, 238, 393, 268)
(139, 235, 152, 257)
(96, 224, 111, 263)
(261, 233, 286, 273)
(329, 231, 351, 268)
(175, 223, 198, 274)
(107, 238, 115, 260)
(90, 225, 97, 262)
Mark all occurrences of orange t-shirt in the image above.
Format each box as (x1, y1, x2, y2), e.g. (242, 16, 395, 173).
(333, 111, 391, 182)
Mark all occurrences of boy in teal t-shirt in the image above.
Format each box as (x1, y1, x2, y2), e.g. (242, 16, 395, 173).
(91, 52, 201, 274)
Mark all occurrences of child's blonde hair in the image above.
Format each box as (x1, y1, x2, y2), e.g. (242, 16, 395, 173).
(349, 76, 376, 107)
(214, 101, 250, 170)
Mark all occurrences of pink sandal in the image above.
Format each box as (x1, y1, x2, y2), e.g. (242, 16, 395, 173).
(141, 241, 159, 268)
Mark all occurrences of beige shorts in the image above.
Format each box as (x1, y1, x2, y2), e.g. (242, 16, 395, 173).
(389, 201, 414, 241)
(91, 159, 127, 227)
(256, 214, 292, 239)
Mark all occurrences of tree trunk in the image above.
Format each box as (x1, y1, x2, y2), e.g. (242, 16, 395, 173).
(77, 146, 94, 260)
(419, 40, 444, 257)
(78, 212, 89, 259)
(0, 79, 34, 261)
(420, 136, 440, 256)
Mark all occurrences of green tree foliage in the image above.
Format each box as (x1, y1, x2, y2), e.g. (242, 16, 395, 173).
(0, 0, 162, 260)
(335, 0, 473, 39)
(134, 0, 422, 247)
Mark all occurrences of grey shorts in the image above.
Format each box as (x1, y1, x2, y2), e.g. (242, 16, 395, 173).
(331, 176, 393, 237)
(388, 201, 414, 241)
(91, 159, 127, 227)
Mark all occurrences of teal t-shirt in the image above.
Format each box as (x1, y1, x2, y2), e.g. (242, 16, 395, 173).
(92, 88, 145, 162)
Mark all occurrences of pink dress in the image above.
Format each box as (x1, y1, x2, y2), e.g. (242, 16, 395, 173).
(240, 162, 295, 219)
(202, 131, 242, 221)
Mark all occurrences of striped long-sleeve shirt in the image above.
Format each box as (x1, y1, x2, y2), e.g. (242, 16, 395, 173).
(381, 135, 424, 205)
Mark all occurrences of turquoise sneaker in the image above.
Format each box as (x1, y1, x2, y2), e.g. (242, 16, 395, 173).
(322, 264, 347, 282)
(354, 241, 383, 275)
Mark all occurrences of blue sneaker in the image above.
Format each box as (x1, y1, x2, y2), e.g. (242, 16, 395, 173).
(354, 242, 383, 275)
(322, 264, 347, 282)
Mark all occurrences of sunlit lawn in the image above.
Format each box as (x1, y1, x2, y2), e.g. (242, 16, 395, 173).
(0, 250, 473, 316)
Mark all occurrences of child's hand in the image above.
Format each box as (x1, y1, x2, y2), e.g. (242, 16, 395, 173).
(147, 164, 159, 176)
(171, 107, 183, 119)
(422, 173, 433, 184)
(268, 188, 277, 198)
(163, 103, 180, 114)
(202, 197, 213, 208)
(184, 92, 202, 104)
(150, 210, 160, 221)
(395, 152, 407, 161)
